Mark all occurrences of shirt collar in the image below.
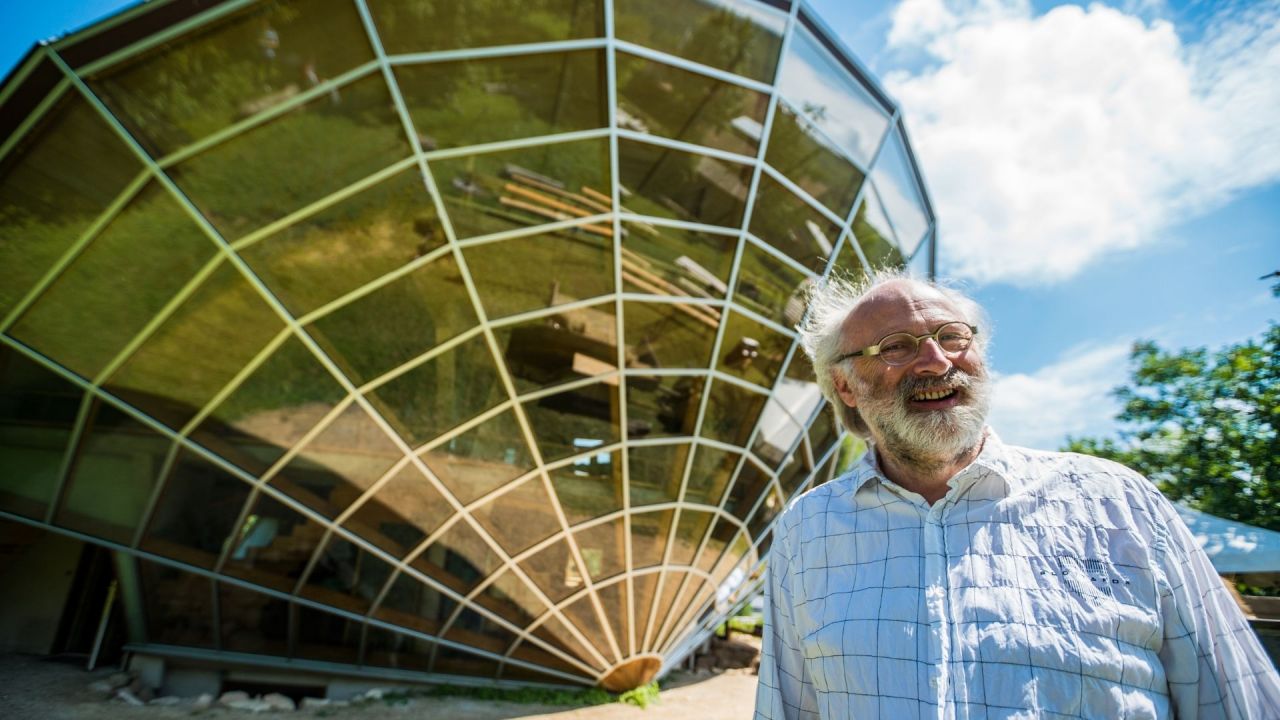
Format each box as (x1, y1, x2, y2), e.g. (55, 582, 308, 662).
(843, 428, 1027, 497)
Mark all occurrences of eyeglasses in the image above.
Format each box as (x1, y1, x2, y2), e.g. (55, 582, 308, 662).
(835, 322, 978, 367)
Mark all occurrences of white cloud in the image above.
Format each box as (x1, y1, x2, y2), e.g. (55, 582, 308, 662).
(987, 341, 1131, 449)
(882, 0, 1280, 285)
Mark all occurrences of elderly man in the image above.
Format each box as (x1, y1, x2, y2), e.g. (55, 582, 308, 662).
(754, 272, 1279, 719)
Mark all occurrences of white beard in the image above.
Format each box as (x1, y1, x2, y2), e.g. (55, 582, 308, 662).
(855, 367, 991, 473)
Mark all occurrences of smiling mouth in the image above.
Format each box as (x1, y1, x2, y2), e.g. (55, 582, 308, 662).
(911, 388, 958, 402)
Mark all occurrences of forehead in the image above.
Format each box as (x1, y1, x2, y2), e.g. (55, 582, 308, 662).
(839, 281, 965, 347)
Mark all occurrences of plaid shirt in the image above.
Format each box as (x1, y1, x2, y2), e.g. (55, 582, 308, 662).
(754, 431, 1280, 719)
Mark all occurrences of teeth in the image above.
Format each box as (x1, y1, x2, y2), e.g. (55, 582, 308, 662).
(914, 388, 954, 401)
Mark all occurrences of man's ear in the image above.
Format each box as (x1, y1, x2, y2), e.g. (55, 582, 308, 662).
(832, 369, 858, 409)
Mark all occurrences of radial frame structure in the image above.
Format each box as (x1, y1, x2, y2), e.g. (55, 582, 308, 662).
(0, 0, 936, 691)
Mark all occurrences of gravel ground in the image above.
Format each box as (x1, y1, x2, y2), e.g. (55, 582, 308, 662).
(0, 652, 760, 720)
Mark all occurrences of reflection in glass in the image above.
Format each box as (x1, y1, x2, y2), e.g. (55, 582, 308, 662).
(776, 24, 889, 168)
(626, 375, 704, 440)
(0, 93, 141, 317)
(432, 138, 612, 240)
(700, 378, 767, 447)
(670, 509, 713, 566)
(618, 138, 750, 228)
(733, 240, 809, 326)
(748, 172, 840, 274)
(869, 127, 931, 258)
(399, 50, 606, 150)
(141, 449, 251, 568)
(715, 310, 791, 389)
(518, 538, 582, 605)
(752, 376, 823, 467)
(723, 458, 769, 522)
(238, 167, 447, 316)
(628, 443, 689, 507)
(496, 303, 617, 394)
(596, 581, 631, 657)
(10, 182, 217, 382)
(364, 625, 435, 672)
(631, 509, 674, 569)
(56, 401, 169, 544)
(421, 409, 533, 505)
(623, 301, 717, 370)
(776, 449, 812, 499)
(631, 571, 659, 648)
(561, 593, 615, 662)
(765, 101, 863, 217)
(0, 348, 83, 518)
(106, 261, 285, 431)
(368, 0, 602, 55)
(471, 477, 562, 555)
(444, 606, 518, 657)
(523, 382, 619, 463)
(808, 403, 840, 466)
(685, 444, 739, 506)
(531, 613, 605, 671)
(218, 581, 289, 656)
(573, 517, 627, 580)
(299, 533, 395, 614)
(466, 231, 613, 320)
(221, 491, 324, 593)
(295, 604, 361, 665)
(344, 463, 452, 558)
(411, 519, 502, 596)
(614, 0, 786, 83)
(616, 51, 766, 156)
(852, 183, 904, 270)
(139, 559, 215, 648)
(550, 450, 621, 525)
(190, 336, 345, 476)
(621, 221, 734, 300)
(308, 253, 477, 385)
(87, 0, 375, 157)
(747, 484, 783, 539)
(370, 334, 505, 448)
(374, 569, 457, 636)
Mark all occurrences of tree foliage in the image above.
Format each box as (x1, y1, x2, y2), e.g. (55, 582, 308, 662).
(1064, 325, 1279, 531)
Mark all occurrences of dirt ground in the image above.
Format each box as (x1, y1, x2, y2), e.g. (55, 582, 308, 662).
(0, 646, 761, 720)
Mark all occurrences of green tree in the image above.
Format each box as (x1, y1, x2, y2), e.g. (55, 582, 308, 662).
(1064, 325, 1279, 532)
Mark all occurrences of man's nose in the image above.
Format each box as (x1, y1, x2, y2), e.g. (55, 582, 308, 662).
(912, 338, 953, 375)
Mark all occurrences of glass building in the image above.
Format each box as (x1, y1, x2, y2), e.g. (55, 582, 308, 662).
(0, 0, 934, 693)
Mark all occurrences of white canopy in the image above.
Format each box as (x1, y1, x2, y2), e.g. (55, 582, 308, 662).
(1173, 504, 1280, 573)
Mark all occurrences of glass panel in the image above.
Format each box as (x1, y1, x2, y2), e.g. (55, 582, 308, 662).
(368, 0, 602, 54)
(299, 534, 395, 614)
(765, 100, 864, 217)
(471, 478, 562, 555)
(715, 309, 791, 388)
(752, 376, 823, 467)
(908, 229, 934, 278)
(623, 301, 717, 370)
(345, 463, 452, 558)
(684, 444, 739, 506)
(411, 519, 502, 595)
(808, 403, 840, 464)
(645, 570, 687, 645)
(870, 127, 930, 258)
(0, 348, 83, 518)
(10, 182, 217, 381)
(87, 0, 375, 157)
(420, 409, 533, 505)
(723, 459, 769, 522)
(432, 138, 612, 240)
(734, 239, 809, 326)
(573, 517, 626, 580)
(218, 581, 289, 656)
(561, 594, 614, 662)
(505, 641, 591, 680)
(364, 626, 435, 671)
(630, 509, 673, 568)
(466, 230, 613, 320)
(435, 644, 501, 678)
(748, 173, 839, 274)
(189, 335, 345, 476)
(369, 334, 505, 448)
(616, 51, 766, 156)
(812, 445, 838, 487)
(776, 448, 812, 498)
(56, 401, 169, 544)
(444, 606, 518, 656)
(308, 253, 477, 385)
(626, 374, 704, 440)
(517, 537, 580, 605)
(170, 73, 412, 242)
(496, 302, 617, 394)
(0, 93, 141, 317)
(221, 491, 324, 593)
(618, 138, 750, 228)
(294, 604, 361, 665)
(399, 50, 605, 150)
(699, 378, 767, 446)
(238, 167, 446, 317)
(530, 613, 603, 670)
(631, 571, 659, 646)
(373, 569, 457, 636)
(776, 24, 889, 168)
(670, 509, 713, 566)
(550, 449, 621, 525)
(474, 569, 544, 628)
(596, 580, 630, 657)
(747, 483, 784, 539)
(139, 559, 214, 648)
(268, 402, 402, 520)
(628, 443, 689, 506)
(106, 262, 285, 431)
(853, 183, 904, 270)
(140, 449, 251, 568)
(614, 0, 786, 83)
(621, 221, 733, 300)
(696, 518, 735, 575)
(523, 382, 619, 463)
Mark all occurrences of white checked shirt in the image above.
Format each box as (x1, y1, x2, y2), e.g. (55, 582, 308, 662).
(754, 431, 1280, 719)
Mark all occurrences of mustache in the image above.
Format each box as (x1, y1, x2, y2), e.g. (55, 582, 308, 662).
(896, 367, 979, 401)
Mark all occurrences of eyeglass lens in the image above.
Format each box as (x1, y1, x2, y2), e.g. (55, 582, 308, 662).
(878, 322, 973, 365)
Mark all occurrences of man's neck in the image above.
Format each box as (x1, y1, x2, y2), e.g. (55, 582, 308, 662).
(874, 439, 985, 505)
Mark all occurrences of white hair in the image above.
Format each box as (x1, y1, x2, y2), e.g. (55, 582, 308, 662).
(796, 268, 992, 437)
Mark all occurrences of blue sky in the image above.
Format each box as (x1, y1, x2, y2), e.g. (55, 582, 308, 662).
(4, 0, 1277, 450)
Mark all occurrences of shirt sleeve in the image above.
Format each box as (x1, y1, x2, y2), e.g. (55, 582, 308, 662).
(1153, 496, 1280, 718)
(754, 516, 820, 720)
